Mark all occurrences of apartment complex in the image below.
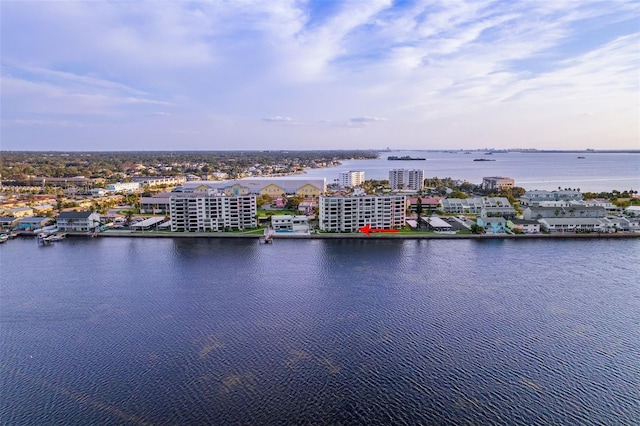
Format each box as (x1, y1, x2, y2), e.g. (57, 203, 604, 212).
(179, 178, 326, 198)
(132, 176, 186, 188)
(319, 195, 406, 232)
(482, 176, 515, 192)
(338, 171, 365, 187)
(169, 194, 257, 232)
(389, 169, 424, 191)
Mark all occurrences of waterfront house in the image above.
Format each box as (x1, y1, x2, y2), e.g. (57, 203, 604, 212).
(476, 217, 508, 234)
(0, 216, 19, 230)
(538, 218, 604, 233)
(56, 211, 101, 232)
(271, 215, 310, 233)
(507, 219, 540, 234)
(17, 217, 51, 231)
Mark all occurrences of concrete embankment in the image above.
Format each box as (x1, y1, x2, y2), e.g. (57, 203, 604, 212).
(17, 230, 639, 240)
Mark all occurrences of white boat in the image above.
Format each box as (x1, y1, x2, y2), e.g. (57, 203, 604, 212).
(0, 234, 9, 243)
(47, 233, 67, 241)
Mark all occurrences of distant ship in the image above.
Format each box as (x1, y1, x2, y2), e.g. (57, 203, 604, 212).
(473, 158, 496, 162)
(388, 156, 426, 161)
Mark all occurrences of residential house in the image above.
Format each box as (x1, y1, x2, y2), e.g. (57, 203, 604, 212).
(477, 217, 508, 234)
(507, 219, 540, 234)
(271, 215, 310, 233)
(17, 217, 51, 231)
(0, 217, 19, 230)
(56, 211, 102, 232)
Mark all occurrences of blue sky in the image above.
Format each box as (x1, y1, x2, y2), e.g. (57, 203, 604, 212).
(1, 0, 638, 151)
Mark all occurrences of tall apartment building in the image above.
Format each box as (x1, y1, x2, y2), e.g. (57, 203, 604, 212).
(319, 195, 406, 232)
(169, 194, 257, 232)
(482, 176, 515, 192)
(389, 169, 424, 191)
(338, 171, 365, 187)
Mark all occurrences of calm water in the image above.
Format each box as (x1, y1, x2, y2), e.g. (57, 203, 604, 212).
(300, 151, 640, 192)
(1, 237, 639, 425)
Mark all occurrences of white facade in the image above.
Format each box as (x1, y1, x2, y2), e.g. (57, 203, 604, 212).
(338, 171, 365, 187)
(170, 194, 257, 232)
(271, 215, 310, 233)
(106, 182, 141, 193)
(319, 195, 406, 232)
(56, 211, 101, 231)
(132, 176, 186, 188)
(389, 169, 424, 191)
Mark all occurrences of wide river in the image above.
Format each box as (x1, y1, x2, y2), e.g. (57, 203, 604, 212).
(299, 150, 640, 193)
(1, 236, 639, 425)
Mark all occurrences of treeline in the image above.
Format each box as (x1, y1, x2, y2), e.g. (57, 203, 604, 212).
(0, 150, 379, 181)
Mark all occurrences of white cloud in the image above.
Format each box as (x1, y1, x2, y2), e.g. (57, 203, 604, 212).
(1, 0, 638, 150)
(262, 116, 294, 122)
(349, 116, 388, 123)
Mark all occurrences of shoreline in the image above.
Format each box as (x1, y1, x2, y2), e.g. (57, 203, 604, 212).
(15, 231, 640, 241)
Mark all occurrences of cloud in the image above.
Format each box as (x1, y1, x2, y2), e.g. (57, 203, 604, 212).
(1, 0, 638, 150)
(262, 116, 294, 122)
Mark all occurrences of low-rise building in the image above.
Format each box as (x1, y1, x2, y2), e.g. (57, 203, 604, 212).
(132, 176, 186, 188)
(523, 206, 606, 220)
(538, 218, 605, 233)
(0, 217, 19, 230)
(520, 190, 582, 206)
(407, 196, 441, 214)
(179, 178, 326, 198)
(439, 197, 512, 215)
(271, 215, 310, 233)
(482, 176, 515, 192)
(56, 211, 101, 232)
(17, 217, 51, 231)
(106, 182, 141, 193)
(508, 219, 540, 234)
(319, 195, 406, 232)
(477, 217, 508, 234)
(140, 193, 172, 214)
(169, 194, 257, 232)
(5, 207, 34, 218)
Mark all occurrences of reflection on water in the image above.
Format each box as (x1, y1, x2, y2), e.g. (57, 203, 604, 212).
(1, 237, 639, 424)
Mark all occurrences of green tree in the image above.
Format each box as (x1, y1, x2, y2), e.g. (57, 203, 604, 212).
(416, 197, 423, 228)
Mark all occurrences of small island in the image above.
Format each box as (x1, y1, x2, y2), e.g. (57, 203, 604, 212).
(388, 155, 426, 161)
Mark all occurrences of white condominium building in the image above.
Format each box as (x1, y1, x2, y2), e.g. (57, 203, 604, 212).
(170, 194, 257, 232)
(319, 195, 406, 232)
(389, 169, 424, 191)
(338, 171, 365, 187)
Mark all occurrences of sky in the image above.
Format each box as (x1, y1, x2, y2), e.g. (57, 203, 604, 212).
(1, 0, 639, 151)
